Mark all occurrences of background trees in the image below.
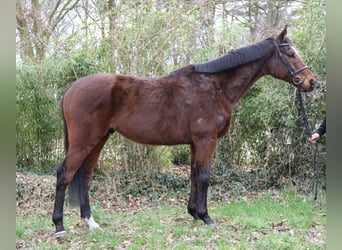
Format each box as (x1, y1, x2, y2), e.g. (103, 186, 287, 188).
(16, 0, 326, 195)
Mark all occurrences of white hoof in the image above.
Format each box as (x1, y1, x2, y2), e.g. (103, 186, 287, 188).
(55, 230, 67, 238)
(83, 215, 101, 230)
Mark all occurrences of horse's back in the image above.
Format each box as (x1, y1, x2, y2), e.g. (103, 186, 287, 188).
(64, 73, 115, 98)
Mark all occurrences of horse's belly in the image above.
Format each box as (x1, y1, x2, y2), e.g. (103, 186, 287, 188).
(115, 119, 191, 146)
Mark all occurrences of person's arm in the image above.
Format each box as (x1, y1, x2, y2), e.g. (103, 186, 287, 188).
(316, 116, 326, 136)
(309, 117, 326, 143)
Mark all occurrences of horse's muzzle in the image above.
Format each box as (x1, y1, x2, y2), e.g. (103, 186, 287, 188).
(307, 79, 316, 92)
(300, 79, 315, 92)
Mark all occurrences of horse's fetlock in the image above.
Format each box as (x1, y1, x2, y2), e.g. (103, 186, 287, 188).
(53, 213, 65, 233)
(187, 206, 196, 216)
(197, 210, 208, 220)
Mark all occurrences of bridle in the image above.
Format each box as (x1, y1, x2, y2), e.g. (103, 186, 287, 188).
(273, 38, 311, 89)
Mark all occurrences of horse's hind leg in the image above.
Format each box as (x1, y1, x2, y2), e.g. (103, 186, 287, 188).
(53, 162, 68, 237)
(52, 147, 91, 237)
(79, 134, 110, 230)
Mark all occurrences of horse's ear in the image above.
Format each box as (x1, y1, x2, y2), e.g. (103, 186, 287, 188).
(276, 25, 288, 43)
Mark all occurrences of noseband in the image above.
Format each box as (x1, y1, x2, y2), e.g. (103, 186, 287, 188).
(273, 38, 310, 88)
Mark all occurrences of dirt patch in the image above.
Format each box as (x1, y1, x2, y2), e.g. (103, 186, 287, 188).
(16, 172, 56, 217)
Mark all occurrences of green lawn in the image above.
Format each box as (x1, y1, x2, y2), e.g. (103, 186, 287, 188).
(16, 190, 325, 249)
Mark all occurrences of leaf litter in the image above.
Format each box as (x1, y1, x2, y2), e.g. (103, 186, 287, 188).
(16, 172, 326, 249)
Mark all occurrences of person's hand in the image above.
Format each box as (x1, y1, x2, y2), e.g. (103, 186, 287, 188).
(309, 133, 320, 144)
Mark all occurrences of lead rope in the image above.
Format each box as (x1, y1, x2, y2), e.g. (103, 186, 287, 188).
(296, 89, 320, 200)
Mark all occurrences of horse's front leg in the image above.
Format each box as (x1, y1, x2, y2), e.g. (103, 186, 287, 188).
(188, 144, 200, 220)
(190, 137, 217, 225)
(196, 161, 214, 225)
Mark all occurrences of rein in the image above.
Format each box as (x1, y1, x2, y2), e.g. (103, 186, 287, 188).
(273, 38, 319, 199)
(296, 89, 320, 200)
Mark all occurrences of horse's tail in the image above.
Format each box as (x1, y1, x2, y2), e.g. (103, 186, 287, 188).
(68, 166, 83, 207)
(61, 97, 69, 154)
(61, 95, 82, 207)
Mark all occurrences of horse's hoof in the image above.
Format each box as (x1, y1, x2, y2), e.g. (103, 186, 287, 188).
(203, 216, 215, 226)
(55, 230, 67, 238)
(89, 225, 102, 231)
(83, 215, 101, 231)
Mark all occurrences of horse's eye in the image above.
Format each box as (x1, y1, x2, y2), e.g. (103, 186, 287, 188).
(287, 52, 295, 58)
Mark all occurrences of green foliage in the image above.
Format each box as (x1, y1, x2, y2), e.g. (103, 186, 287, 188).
(16, 62, 62, 171)
(171, 145, 190, 165)
(16, 223, 25, 239)
(290, 0, 326, 77)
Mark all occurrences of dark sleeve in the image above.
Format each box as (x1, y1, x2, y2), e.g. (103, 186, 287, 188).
(316, 117, 326, 136)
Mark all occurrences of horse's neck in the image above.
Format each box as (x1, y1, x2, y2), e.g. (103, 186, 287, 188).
(220, 61, 267, 103)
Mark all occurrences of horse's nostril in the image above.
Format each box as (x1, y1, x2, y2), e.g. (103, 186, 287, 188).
(293, 76, 301, 84)
(310, 79, 316, 88)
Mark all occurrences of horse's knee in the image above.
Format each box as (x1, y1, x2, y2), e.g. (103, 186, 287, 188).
(198, 172, 210, 188)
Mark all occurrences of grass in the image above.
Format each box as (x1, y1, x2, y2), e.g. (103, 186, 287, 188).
(16, 189, 325, 249)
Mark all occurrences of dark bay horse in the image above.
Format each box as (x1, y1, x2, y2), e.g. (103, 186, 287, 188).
(53, 26, 315, 237)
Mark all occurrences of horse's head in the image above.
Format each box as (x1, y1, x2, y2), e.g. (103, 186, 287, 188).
(272, 25, 316, 92)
